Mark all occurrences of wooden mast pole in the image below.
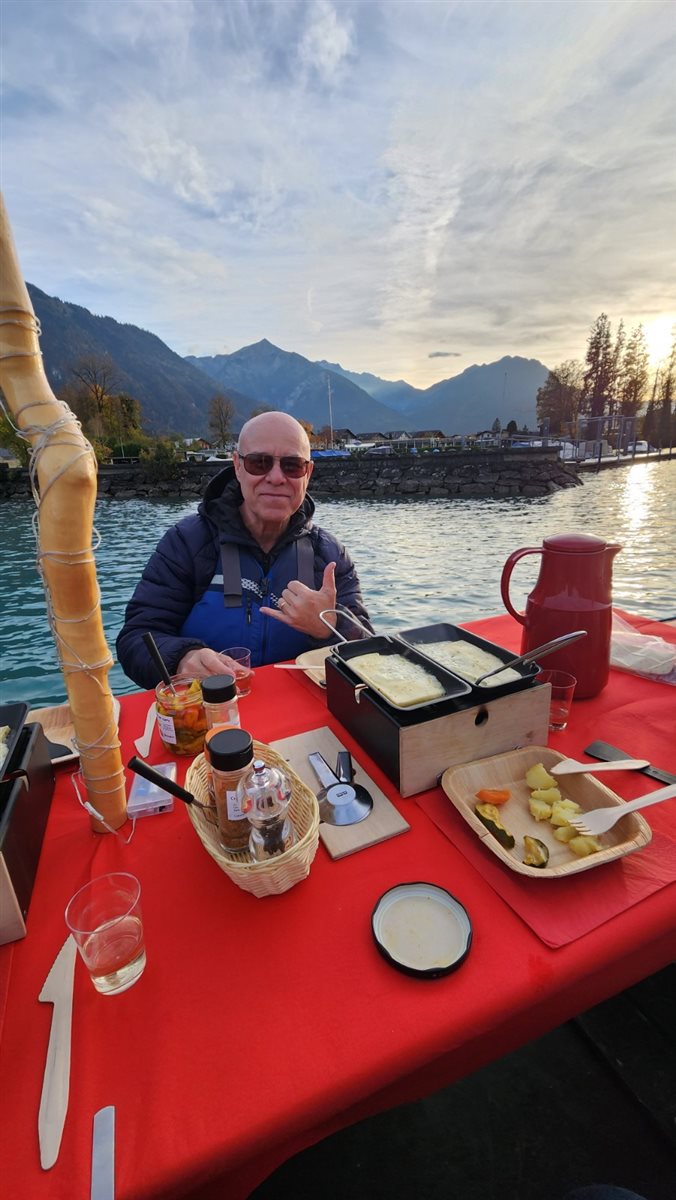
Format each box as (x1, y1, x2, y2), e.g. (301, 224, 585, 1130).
(0, 193, 126, 831)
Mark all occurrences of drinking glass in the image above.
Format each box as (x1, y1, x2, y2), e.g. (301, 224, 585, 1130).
(65, 872, 146, 995)
(220, 646, 253, 697)
(537, 669, 577, 731)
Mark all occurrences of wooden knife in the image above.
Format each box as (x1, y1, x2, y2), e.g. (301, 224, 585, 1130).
(585, 740, 676, 786)
(38, 935, 77, 1169)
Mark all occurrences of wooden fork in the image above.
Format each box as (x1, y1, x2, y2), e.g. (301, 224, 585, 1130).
(568, 783, 676, 837)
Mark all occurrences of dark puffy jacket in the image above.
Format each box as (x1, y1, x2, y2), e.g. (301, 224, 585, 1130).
(116, 466, 372, 688)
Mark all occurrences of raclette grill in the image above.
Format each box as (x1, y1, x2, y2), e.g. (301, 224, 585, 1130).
(320, 613, 551, 797)
(320, 611, 538, 714)
(0, 703, 55, 943)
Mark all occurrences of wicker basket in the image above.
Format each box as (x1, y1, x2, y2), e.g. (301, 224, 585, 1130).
(184, 742, 320, 896)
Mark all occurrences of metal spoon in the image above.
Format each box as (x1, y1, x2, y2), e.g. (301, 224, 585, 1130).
(474, 629, 588, 685)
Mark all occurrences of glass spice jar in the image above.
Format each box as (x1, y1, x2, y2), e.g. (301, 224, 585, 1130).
(236, 759, 296, 861)
(201, 673, 241, 732)
(155, 675, 207, 756)
(206, 728, 254, 853)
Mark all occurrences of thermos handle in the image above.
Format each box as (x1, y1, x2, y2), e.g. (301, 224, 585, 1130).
(500, 547, 542, 624)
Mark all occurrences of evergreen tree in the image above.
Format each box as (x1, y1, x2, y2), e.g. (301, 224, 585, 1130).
(657, 328, 675, 446)
(618, 325, 649, 417)
(580, 314, 614, 418)
(641, 372, 660, 445)
(608, 319, 625, 416)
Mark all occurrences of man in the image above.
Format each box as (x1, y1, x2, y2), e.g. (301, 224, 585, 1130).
(116, 411, 371, 689)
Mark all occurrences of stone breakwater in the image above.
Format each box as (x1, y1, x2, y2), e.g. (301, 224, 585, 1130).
(0, 449, 580, 501)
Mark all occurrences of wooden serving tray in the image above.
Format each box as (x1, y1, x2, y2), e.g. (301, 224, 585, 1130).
(295, 646, 332, 688)
(27, 698, 121, 765)
(270, 726, 410, 859)
(441, 746, 652, 879)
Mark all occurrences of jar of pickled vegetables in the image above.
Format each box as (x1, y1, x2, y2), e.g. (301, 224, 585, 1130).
(155, 675, 207, 756)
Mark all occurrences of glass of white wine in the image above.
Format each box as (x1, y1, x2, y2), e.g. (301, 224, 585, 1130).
(65, 872, 146, 995)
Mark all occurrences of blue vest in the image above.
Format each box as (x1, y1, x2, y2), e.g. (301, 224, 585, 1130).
(179, 538, 318, 666)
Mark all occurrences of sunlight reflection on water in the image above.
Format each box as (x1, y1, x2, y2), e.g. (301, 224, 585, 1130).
(2, 463, 675, 706)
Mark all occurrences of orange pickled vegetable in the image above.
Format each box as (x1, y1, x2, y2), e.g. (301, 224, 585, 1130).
(475, 787, 511, 805)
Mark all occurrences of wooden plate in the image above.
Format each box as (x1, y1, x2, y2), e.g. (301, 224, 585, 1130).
(27, 697, 121, 765)
(295, 646, 333, 688)
(441, 746, 652, 879)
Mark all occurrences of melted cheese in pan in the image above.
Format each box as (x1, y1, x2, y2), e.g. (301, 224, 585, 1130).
(350, 653, 445, 706)
(412, 639, 521, 686)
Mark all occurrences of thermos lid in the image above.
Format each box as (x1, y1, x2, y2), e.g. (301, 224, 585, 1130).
(543, 533, 608, 554)
(201, 673, 237, 702)
(206, 727, 253, 770)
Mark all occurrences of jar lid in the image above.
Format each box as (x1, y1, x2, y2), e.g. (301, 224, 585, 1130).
(206, 727, 253, 771)
(543, 533, 608, 553)
(201, 673, 237, 702)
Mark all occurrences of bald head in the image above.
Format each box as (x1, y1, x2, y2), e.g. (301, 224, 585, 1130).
(237, 411, 311, 458)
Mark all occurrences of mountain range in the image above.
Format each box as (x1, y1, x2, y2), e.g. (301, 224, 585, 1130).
(28, 284, 549, 437)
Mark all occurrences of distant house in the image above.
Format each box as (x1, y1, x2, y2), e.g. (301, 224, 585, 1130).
(359, 432, 388, 442)
(331, 428, 359, 445)
(410, 429, 446, 441)
(384, 430, 412, 442)
(185, 439, 216, 462)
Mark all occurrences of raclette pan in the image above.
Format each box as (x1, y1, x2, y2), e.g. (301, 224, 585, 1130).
(0, 702, 30, 783)
(397, 622, 539, 702)
(319, 610, 472, 712)
(331, 635, 472, 711)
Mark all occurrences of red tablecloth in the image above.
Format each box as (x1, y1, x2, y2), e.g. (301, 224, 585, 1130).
(1, 613, 675, 1200)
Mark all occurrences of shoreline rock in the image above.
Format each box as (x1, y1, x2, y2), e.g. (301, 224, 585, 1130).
(0, 449, 582, 501)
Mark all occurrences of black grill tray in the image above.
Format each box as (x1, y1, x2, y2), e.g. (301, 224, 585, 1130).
(331, 635, 472, 712)
(396, 623, 538, 703)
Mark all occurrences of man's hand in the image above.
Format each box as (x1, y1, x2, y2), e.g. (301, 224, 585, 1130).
(260, 561, 337, 639)
(176, 647, 232, 678)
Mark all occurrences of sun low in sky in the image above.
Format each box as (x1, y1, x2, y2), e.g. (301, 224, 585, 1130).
(2, 0, 675, 389)
(642, 316, 676, 369)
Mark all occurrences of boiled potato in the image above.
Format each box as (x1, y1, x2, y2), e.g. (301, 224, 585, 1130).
(553, 824, 578, 843)
(550, 798, 582, 827)
(531, 786, 562, 805)
(525, 763, 557, 791)
(528, 795, 554, 821)
(569, 834, 602, 857)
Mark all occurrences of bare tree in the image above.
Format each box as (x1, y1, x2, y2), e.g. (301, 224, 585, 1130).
(208, 393, 235, 446)
(71, 356, 119, 412)
(536, 360, 583, 433)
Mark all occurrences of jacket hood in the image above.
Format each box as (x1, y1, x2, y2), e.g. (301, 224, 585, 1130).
(199, 464, 316, 544)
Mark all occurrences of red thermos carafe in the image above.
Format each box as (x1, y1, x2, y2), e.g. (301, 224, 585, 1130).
(500, 532, 621, 698)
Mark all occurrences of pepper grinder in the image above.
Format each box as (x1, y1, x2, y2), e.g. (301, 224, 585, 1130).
(236, 759, 297, 860)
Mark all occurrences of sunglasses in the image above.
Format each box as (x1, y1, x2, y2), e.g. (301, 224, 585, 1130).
(238, 453, 311, 478)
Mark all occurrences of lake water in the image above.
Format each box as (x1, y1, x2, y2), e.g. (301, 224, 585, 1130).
(2, 461, 675, 707)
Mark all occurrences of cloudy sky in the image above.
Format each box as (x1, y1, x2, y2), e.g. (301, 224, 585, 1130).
(2, 0, 675, 388)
